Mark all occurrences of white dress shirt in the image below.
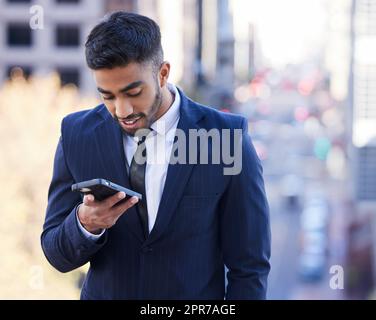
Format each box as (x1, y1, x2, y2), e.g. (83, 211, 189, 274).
(77, 83, 180, 240)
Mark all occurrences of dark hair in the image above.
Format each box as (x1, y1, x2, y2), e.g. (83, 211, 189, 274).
(85, 11, 163, 71)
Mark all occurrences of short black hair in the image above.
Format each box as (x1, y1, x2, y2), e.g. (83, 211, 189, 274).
(85, 11, 163, 71)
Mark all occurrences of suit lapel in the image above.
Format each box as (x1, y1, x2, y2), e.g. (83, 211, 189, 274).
(94, 106, 145, 243)
(144, 90, 204, 247)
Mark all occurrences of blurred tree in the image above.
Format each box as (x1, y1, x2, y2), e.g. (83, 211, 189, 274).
(0, 70, 99, 299)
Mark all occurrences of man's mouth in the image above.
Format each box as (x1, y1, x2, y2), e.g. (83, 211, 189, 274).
(121, 115, 143, 127)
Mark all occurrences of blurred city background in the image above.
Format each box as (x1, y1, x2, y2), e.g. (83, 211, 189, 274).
(0, 0, 375, 299)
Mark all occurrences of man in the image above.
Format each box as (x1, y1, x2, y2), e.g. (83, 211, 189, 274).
(41, 11, 271, 300)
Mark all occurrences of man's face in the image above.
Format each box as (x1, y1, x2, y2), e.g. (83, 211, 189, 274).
(93, 62, 163, 136)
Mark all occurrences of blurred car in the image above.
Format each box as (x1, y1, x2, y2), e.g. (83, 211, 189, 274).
(298, 195, 330, 282)
(306, 195, 329, 211)
(300, 197, 329, 231)
(303, 230, 328, 253)
(298, 251, 326, 281)
(300, 207, 328, 231)
(280, 174, 304, 209)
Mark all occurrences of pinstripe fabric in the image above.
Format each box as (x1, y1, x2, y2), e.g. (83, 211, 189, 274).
(41, 88, 271, 300)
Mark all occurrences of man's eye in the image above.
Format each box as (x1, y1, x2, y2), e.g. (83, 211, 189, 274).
(127, 91, 142, 97)
(103, 96, 114, 101)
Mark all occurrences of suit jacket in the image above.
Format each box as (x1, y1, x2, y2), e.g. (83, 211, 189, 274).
(41, 88, 271, 300)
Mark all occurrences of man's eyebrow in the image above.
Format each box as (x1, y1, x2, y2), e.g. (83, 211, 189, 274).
(119, 80, 144, 93)
(97, 81, 144, 95)
(97, 87, 112, 95)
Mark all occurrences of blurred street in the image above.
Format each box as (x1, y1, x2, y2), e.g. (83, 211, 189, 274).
(234, 67, 349, 299)
(267, 178, 348, 299)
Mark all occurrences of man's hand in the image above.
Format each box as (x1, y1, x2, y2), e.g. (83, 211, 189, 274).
(77, 192, 139, 234)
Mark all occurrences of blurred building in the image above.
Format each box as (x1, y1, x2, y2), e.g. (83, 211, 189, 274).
(105, 0, 136, 12)
(325, 0, 352, 102)
(137, 0, 237, 109)
(194, 0, 236, 108)
(0, 0, 136, 93)
(349, 0, 376, 298)
(136, 0, 194, 91)
(0, 0, 199, 96)
(0, 0, 236, 105)
(351, 0, 376, 203)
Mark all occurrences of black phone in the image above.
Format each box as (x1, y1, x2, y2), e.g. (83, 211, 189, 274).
(71, 178, 142, 202)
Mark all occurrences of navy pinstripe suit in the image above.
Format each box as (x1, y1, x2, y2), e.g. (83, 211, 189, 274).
(41, 88, 271, 300)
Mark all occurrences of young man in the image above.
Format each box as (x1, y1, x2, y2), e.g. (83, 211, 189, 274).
(41, 11, 271, 300)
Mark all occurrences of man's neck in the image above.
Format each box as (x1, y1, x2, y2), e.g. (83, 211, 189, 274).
(154, 85, 174, 121)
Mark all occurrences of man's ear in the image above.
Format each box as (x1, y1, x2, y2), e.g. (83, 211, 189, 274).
(159, 61, 170, 87)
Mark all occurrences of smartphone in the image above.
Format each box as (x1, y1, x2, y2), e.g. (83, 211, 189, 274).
(71, 178, 142, 201)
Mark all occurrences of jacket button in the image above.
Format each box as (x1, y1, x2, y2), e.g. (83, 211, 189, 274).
(142, 246, 152, 253)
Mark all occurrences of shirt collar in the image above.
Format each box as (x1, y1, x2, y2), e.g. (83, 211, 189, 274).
(150, 83, 180, 136)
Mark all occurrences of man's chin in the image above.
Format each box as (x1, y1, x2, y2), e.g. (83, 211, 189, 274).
(119, 125, 139, 136)
(118, 118, 147, 136)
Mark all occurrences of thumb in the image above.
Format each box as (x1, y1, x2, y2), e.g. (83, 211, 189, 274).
(83, 194, 95, 205)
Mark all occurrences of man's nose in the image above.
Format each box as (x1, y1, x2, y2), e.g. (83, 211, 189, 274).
(115, 98, 133, 118)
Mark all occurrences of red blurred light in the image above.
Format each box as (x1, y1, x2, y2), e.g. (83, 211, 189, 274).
(298, 79, 315, 96)
(294, 106, 310, 122)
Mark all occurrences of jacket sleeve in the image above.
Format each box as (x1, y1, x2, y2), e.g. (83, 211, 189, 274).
(41, 123, 107, 273)
(220, 118, 271, 299)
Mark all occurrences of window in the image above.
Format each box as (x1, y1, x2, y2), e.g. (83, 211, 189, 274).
(56, 0, 80, 3)
(105, 0, 136, 12)
(55, 25, 80, 47)
(357, 146, 376, 201)
(7, 23, 32, 47)
(7, 0, 31, 3)
(7, 65, 32, 79)
(57, 67, 80, 87)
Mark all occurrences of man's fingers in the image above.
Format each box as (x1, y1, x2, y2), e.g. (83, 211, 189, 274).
(83, 194, 95, 205)
(113, 196, 139, 216)
(104, 191, 127, 208)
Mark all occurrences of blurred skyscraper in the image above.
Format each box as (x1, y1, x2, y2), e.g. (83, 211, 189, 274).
(0, 0, 237, 108)
(349, 0, 376, 298)
(194, 0, 236, 108)
(0, 0, 115, 93)
(351, 0, 376, 203)
(134, 0, 237, 109)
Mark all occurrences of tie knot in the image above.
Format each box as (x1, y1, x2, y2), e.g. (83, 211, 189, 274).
(135, 128, 153, 145)
(138, 135, 146, 145)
